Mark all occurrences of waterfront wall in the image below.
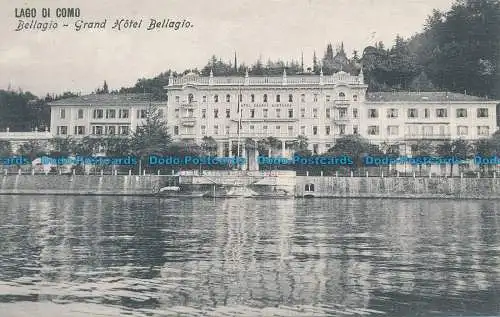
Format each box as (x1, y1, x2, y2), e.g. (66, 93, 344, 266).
(296, 176, 500, 199)
(2, 174, 500, 199)
(0, 175, 169, 195)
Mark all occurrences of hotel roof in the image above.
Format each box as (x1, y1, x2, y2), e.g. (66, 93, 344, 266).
(366, 91, 494, 102)
(48, 93, 158, 106)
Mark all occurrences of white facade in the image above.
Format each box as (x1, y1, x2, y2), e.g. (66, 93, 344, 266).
(48, 94, 168, 138)
(166, 71, 499, 157)
(167, 70, 367, 156)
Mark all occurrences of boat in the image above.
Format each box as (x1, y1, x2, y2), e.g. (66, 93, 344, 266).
(155, 185, 205, 198)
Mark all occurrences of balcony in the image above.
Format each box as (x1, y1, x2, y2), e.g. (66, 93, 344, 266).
(333, 99, 350, 107)
(404, 133, 451, 140)
(180, 116, 196, 126)
(332, 115, 350, 122)
(180, 101, 197, 109)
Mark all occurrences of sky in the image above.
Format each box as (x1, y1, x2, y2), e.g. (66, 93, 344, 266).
(0, 0, 456, 96)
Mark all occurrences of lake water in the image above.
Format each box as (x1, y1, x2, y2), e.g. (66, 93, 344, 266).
(0, 196, 499, 316)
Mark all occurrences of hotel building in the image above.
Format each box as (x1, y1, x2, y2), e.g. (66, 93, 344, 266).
(166, 70, 499, 157)
(48, 70, 499, 162)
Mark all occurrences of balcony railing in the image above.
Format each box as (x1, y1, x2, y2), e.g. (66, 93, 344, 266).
(404, 133, 451, 139)
(180, 117, 196, 126)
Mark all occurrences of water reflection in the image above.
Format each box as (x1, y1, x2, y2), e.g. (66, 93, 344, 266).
(0, 196, 499, 316)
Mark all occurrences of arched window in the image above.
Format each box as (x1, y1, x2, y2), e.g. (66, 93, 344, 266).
(251, 94, 255, 102)
(276, 94, 281, 102)
(353, 95, 358, 101)
(339, 92, 346, 98)
(188, 93, 194, 103)
(263, 94, 268, 103)
(214, 95, 219, 103)
(289, 94, 293, 102)
(226, 94, 231, 102)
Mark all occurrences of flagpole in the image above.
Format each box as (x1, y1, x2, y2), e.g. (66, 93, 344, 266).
(236, 84, 242, 169)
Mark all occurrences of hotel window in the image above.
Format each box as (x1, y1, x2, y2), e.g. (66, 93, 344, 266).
(339, 108, 347, 118)
(367, 125, 379, 135)
(249, 109, 254, 118)
(353, 108, 358, 118)
(276, 125, 281, 133)
(174, 126, 179, 135)
(93, 109, 104, 119)
(436, 108, 448, 118)
(313, 108, 318, 118)
(214, 125, 219, 135)
(313, 144, 319, 154)
(263, 109, 268, 118)
(106, 109, 116, 119)
(325, 126, 331, 135)
(456, 108, 467, 118)
(77, 109, 84, 119)
(439, 126, 446, 135)
(92, 126, 103, 135)
(174, 109, 179, 118)
(387, 125, 399, 136)
(301, 94, 305, 102)
(300, 108, 305, 118)
(368, 109, 378, 118)
(478, 126, 489, 136)
(353, 95, 358, 101)
(288, 94, 293, 102)
(325, 144, 331, 150)
(313, 126, 318, 135)
(106, 126, 116, 135)
(214, 109, 219, 118)
(138, 110, 147, 118)
(226, 94, 231, 102)
(288, 109, 293, 118)
(251, 94, 255, 102)
(214, 95, 219, 103)
(314, 94, 318, 102)
(188, 93, 194, 103)
(477, 108, 489, 118)
(353, 125, 359, 134)
(338, 92, 345, 98)
(202, 96, 207, 102)
(201, 109, 206, 119)
(424, 108, 430, 118)
(387, 108, 398, 118)
(59, 109, 66, 119)
(326, 108, 330, 118)
(276, 94, 281, 102)
(457, 126, 468, 135)
(119, 126, 129, 135)
(263, 125, 268, 133)
(175, 96, 180, 103)
(276, 109, 281, 118)
(56, 126, 67, 135)
(225, 126, 230, 135)
(226, 109, 230, 118)
(339, 124, 346, 135)
(74, 126, 85, 135)
(263, 94, 268, 102)
(301, 126, 306, 135)
(326, 95, 331, 102)
(201, 125, 206, 135)
(408, 108, 418, 118)
(288, 126, 293, 136)
(250, 125, 255, 132)
(119, 109, 129, 118)
(423, 126, 433, 136)
(239, 94, 243, 102)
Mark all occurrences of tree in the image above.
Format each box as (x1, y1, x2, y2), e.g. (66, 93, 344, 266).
(411, 140, 434, 176)
(327, 135, 382, 170)
(0, 140, 11, 157)
(290, 135, 311, 157)
(200, 136, 218, 156)
(17, 140, 47, 161)
(49, 136, 75, 157)
(436, 139, 473, 176)
(129, 105, 171, 171)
